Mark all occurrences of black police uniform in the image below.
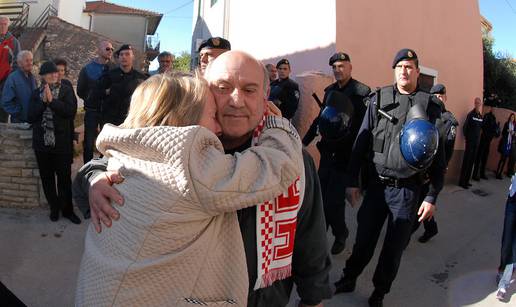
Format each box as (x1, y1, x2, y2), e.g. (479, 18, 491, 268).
(472, 111, 498, 179)
(459, 109, 483, 188)
(98, 67, 147, 126)
(269, 77, 300, 120)
(411, 98, 458, 242)
(337, 83, 445, 297)
(303, 78, 370, 249)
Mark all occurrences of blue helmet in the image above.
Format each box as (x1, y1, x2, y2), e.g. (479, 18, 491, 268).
(399, 118, 439, 170)
(318, 91, 354, 141)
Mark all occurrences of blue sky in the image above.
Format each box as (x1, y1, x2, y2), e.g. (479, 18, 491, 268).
(479, 0, 516, 57)
(111, 0, 515, 69)
(110, 0, 194, 69)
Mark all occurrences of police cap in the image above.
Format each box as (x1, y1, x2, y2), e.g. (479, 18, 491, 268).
(430, 83, 446, 95)
(115, 44, 133, 57)
(198, 37, 231, 53)
(276, 59, 291, 68)
(329, 52, 351, 66)
(392, 48, 418, 68)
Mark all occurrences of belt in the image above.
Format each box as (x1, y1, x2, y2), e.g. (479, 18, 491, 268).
(377, 175, 419, 188)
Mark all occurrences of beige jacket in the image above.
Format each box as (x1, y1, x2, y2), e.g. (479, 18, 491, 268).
(75, 116, 304, 307)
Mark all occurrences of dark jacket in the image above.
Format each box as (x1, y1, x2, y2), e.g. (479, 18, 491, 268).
(345, 86, 446, 205)
(463, 109, 483, 143)
(73, 149, 333, 307)
(303, 78, 370, 169)
(481, 112, 498, 140)
(27, 83, 77, 154)
(269, 78, 300, 120)
(77, 60, 113, 111)
(98, 67, 147, 125)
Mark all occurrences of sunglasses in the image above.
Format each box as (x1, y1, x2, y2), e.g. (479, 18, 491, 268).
(105, 47, 114, 51)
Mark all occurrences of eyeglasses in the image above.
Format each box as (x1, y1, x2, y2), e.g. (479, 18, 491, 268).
(105, 47, 114, 51)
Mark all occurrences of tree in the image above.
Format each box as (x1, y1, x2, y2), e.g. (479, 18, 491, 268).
(174, 51, 192, 72)
(483, 36, 516, 110)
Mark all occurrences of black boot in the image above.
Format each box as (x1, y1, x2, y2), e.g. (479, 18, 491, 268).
(63, 212, 81, 225)
(418, 229, 438, 243)
(49, 210, 59, 222)
(331, 238, 346, 255)
(368, 289, 385, 307)
(334, 276, 356, 294)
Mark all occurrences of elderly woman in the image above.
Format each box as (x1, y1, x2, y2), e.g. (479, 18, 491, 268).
(27, 61, 80, 224)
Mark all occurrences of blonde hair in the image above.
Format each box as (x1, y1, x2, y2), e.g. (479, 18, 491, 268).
(122, 72, 207, 129)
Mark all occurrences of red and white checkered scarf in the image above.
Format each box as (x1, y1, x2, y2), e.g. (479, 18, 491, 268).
(252, 115, 302, 289)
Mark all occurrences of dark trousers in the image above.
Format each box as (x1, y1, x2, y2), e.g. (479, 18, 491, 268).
(0, 107, 8, 123)
(35, 151, 74, 215)
(318, 159, 348, 242)
(411, 184, 438, 235)
(499, 199, 516, 271)
(459, 140, 480, 186)
(0, 282, 26, 307)
(83, 109, 102, 164)
(473, 137, 493, 179)
(508, 145, 516, 176)
(344, 181, 421, 294)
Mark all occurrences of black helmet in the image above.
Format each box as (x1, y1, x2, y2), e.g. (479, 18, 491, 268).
(318, 91, 354, 141)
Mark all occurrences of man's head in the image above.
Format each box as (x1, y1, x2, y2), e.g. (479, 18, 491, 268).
(276, 59, 291, 80)
(0, 16, 9, 36)
(115, 44, 134, 70)
(393, 48, 420, 94)
(265, 63, 278, 82)
(198, 37, 231, 75)
(204, 51, 269, 149)
(474, 97, 482, 113)
(54, 58, 67, 82)
(329, 52, 352, 85)
(430, 83, 447, 104)
(97, 40, 114, 62)
(16, 50, 33, 73)
(158, 51, 174, 73)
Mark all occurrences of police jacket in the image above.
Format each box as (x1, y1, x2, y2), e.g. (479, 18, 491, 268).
(481, 112, 498, 140)
(98, 67, 147, 125)
(74, 149, 333, 307)
(77, 60, 114, 111)
(345, 85, 446, 204)
(303, 78, 370, 169)
(269, 77, 300, 120)
(463, 109, 483, 143)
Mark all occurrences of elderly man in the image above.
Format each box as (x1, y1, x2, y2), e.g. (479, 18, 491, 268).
(265, 63, 278, 83)
(77, 40, 115, 163)
(1, 50, 36, 123)
(74, 51, 332, 307)
(150, 51, 174, 75)
(197, 37, 231, 75)
(0, 16, 21, 122)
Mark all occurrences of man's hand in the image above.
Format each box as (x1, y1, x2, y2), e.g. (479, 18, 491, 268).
(345, 187, 361, 208)
(89, 171, 125, 233)
(417, 201, 435, 222)
(267, 100, 282, 117)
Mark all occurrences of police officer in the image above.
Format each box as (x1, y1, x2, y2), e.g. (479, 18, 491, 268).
(197, 37, 231, 75)
(98, 44, 147, 126)
(411, 84, 458, 244)
(303, 52, 370, 255)
(458, 97, 483, 189)
(269, 59, 300, 120)
(334, 49, 446, 307)
(472, 99, 499, 180)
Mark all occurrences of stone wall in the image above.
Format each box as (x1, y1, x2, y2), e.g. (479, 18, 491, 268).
(0, 123, 43, 208)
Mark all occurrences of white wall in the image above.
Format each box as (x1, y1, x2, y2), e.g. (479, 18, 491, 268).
(26, 0, 51, 26)
(192, 0, 336, 76)
(91, 14, 147, 51)
(57, 0, 85, 26)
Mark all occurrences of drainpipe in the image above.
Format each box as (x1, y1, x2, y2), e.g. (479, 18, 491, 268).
(223, 0, 230, 39)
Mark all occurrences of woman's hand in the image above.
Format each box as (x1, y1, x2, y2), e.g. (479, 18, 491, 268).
(43, 84, 52, 104)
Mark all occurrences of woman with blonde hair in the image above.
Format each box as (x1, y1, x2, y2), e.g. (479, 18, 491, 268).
(75, 72, 303, 306)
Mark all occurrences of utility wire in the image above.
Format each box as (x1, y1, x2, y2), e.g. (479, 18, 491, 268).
(504, 0, 516, 14)
(163, 0, 193, 15)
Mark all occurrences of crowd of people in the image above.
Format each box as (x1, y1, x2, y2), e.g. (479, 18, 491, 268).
(0, 10, 514, 306)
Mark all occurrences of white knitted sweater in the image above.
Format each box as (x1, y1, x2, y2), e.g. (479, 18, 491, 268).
(75, 116, 303, 307)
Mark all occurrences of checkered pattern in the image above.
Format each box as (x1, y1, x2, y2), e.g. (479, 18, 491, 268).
(260, 201, 274, 273)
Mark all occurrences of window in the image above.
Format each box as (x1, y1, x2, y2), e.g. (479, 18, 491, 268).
(211, 0, 218, 7)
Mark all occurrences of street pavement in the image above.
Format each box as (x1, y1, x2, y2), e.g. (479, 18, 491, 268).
(0, 174, 514, 307)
